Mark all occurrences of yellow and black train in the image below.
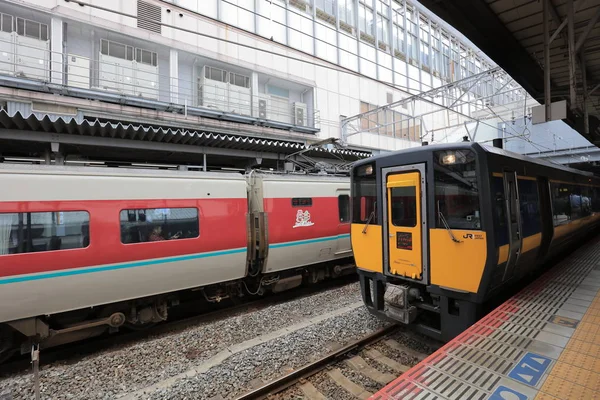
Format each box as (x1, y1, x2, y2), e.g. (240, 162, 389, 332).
(351, 142, 600, 341)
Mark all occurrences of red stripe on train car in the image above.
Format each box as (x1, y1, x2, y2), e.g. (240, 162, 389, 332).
(0, 198, 248, 278)
(264, 197, 350, 244)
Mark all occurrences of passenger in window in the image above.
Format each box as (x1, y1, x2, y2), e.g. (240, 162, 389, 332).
(148, 226, 180, 241)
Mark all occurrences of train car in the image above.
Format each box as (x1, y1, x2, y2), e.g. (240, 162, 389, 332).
(351, 142, 600, 342)
(247, 172, 353, 286)
(0, 164, 352, 361)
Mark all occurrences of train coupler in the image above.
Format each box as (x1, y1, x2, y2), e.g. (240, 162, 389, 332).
(384, 283, 418, 325)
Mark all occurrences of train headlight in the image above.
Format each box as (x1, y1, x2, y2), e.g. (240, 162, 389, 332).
(439, 150, 468, 165)
(357, 164, 374, 176)
(442, 154, 456, 165)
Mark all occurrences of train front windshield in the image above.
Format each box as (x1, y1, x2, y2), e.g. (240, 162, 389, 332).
(433, 150, 481, 230)
(352, 163, 378, 225)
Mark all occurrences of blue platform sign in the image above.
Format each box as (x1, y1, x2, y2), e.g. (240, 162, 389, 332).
(508, 352, 552, 387)
(490, 386, 528, 400)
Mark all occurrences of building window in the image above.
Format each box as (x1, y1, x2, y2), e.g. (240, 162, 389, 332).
(358, 0, 375, 42)
(292, 198, 312, 207)
(120, 208, 199, 244)
(267, 85, 290, 98)
(338, 195, 350, 223)
(0, 211, 90, 255)
(392, 7, 405, 58)
(16, 17, 48, 41)
(101, 39, 134, 61)
(135, 48, 158, 67)
(338, 0, 355, 33)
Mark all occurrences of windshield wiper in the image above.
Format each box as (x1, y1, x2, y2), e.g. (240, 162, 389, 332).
(437, 201, 462, 243)
(362, 210, 376, 234)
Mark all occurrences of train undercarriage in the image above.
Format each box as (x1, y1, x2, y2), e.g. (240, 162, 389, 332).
(0, 261, 354, 363)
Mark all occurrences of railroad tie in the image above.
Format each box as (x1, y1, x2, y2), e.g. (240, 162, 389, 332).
(327, 368, 372, 400)
(383, 339, 428, 362)
(365, 349, 410, 374)
(346, 356, 396, 385)
(299, 382, 328, 400)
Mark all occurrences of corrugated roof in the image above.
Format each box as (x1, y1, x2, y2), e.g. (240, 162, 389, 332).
(0, 111, 371, 159)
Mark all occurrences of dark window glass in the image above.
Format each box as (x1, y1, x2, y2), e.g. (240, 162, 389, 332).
(352, 168, 377, 224)
(1, 15, 12, 33)
(581, 186, 592, 217)
(338, 195, 350, 223)
(101, 39, 109, 55)
(25, 20, 40, 39)
(518, 179, 541, 237)
(551, 182, 571, 226)
(434, 150, 480, 229)
(292, 198, 312, 207)
(593, 188, 600, 213)
(16, 18, 24, 36)
(390, 186, 416, 227)
(0, 211, 90, 255)
(570, 186, 582, 220)
(120, 208, 199, 244)
(40, 23, 48, 41)
(492, 176, 509, 246)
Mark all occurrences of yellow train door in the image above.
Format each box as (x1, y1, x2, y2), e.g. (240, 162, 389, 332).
(383, 164, 428, 283)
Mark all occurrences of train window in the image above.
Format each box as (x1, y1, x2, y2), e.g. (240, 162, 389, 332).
(338, 195, 350, 223)
(120, 208, 199, 244)
(390, 187, 417, 227)
(593, 188, 600, 213)
(492, 176, 509, 246)
(517, 179, 541, 237)
(433, 150, 480, 230)
(292, 198, 312, 207)
(551, 182, 570, 226)
(0, 211, 90, 255)
(352, 173, 377, 224)
(581, 186, 592, 217)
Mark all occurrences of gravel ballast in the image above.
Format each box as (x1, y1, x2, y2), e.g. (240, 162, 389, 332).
(0, 282, 391, 400)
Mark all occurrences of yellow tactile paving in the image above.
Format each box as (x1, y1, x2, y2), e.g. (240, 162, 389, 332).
(549, 362, 600, 391)
(534, 393, 563, 400)
(565, 338, 600, 357)
(536, 284, 600, 399)
(558, 351, 600, 373)
(536, 375, 598, 399)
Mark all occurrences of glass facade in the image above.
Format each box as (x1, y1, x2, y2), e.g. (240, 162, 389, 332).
(160, 0, 523, 104)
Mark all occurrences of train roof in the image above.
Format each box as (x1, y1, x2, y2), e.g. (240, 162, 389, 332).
(0, 163, 246, 180)
(353, 142, 596, 178)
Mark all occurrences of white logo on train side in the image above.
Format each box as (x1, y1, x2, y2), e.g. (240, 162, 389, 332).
(293, 210, 314, 228)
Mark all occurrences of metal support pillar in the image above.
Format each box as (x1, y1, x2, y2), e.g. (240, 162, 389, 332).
(50, 17, 64, 85)
(169, 49, 179, 104)
(582, 55, 590, 136)
(543, 0, 552, 121)
(567, 0, 577, 112)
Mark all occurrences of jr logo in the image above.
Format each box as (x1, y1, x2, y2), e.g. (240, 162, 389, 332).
(463, 233, 484, 240)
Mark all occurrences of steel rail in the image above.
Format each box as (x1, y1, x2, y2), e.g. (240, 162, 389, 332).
(234, 324, 398, 400)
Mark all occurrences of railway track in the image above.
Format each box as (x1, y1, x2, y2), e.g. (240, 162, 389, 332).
(0, 274, 358, 378)
(235, 325, 434, 400)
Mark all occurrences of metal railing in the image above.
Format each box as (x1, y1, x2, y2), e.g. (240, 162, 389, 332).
(0, 36, 320, 130)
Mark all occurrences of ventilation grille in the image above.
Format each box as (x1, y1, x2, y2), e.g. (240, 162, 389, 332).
(137, 0, 161, 34)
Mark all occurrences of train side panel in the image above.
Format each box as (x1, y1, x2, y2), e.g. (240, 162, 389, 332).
(0, 167, 248, 323)
(260, 176, 351, 273)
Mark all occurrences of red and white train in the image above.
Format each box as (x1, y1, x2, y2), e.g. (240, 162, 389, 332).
(0, 164, 353, 360)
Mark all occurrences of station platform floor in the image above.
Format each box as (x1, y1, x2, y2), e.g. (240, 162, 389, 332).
(371, 236, 600, 400)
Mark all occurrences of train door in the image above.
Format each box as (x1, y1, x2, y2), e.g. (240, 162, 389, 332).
(503, 171, 522, 280)
(336, 189, 352, 256)
(382, 164, 428, 283)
